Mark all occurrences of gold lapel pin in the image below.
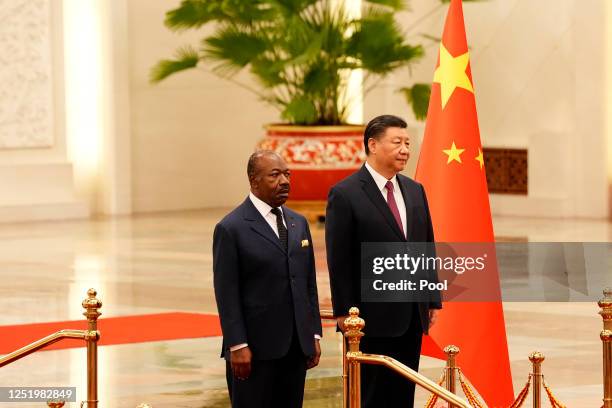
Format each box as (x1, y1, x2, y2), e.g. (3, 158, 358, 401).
(301, 239, 309, 248)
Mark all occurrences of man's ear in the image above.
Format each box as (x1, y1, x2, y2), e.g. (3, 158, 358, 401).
(249, 175, 258, 190)
(368, 138, 377, 155)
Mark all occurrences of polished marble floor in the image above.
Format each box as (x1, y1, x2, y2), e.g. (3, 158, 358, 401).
(0, 210, 609, 407)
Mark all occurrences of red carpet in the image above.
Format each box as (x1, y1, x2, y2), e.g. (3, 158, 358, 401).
(0, 314, 438, 358)
(0, 313, 222, 354)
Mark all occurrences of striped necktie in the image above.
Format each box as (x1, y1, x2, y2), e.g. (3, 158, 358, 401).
(271, 207, 288, 250)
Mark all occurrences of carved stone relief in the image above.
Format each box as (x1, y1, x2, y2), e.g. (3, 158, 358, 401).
(0, 0, 53, 149)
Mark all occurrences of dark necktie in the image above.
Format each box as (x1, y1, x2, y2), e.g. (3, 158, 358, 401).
(385, 181, 406, 239)
(271, 207, 288, 250)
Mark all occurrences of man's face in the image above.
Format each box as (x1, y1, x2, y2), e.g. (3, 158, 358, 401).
(251, 154, 291, 207)
(369, 127, 410, 174)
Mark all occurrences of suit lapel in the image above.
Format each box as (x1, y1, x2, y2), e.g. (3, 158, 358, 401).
(358, 166, 406, 241)
(242, 198, 286, 255)
(397, 176, 414, 240)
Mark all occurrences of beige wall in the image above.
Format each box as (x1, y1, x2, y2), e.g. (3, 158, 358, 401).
(365, 0, 610, 218)
(127, 0, 278, 212)
(1, 0, 610, 221)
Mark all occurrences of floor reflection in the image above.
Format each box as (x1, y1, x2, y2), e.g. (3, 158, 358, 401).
(0, 209, 609, 406)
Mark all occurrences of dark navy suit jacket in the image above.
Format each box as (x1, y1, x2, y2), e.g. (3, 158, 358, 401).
(213, 197, 322, 360)
(326, 165, 441, 337)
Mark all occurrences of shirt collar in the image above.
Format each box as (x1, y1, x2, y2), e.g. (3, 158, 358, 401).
(365, 162, 399, 193)
(249, 192, 282, 218)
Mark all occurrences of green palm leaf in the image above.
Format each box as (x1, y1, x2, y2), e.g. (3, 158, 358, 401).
(303, 61, 335, 94)
(400, 83, 431, 120)
(153, 0, 487, 124)
(363, 0, 406, 11)
(251, 58, 287, 87)
(165, 0, 274, 30)
(348, 13, 423, 74)
(203, 27, 268, 75)
(150, 46, 199, 83)
(282, 95, 317, 124)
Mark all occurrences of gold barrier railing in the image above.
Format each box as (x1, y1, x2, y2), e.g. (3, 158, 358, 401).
(433, 346, 568, 408)
(0, 288, 101, 407)
(4, 288, 608, 407)
(320, 308, 470, 408)
(427, 287, 612, 408)
(0, 289, 153, 408)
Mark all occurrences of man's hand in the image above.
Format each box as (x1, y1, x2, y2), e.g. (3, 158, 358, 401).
(429, 309, 439, 327)
(336, 315, 349, 332)
(230, 347, 252, 380)
(307, 339, 321, 369)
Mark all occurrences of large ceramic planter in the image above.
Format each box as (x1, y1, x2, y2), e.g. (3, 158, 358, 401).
(258, 124, 366, 202)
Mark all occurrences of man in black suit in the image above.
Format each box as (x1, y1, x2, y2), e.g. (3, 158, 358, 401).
(213, 150, 322, 408)
(326, 115, 441, 407)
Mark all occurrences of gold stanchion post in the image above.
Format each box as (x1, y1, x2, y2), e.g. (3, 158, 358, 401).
(344, 307, 365, 408)
(601, 288, 612, 408)
(342, 334, 348, 408)
(529, 351, 544, 408)
(82, 289, 102, 408)
(444, 345, 459, 408)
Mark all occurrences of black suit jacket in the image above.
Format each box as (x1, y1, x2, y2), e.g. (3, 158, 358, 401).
(213, 197, 322, 360)
(325, 165, 441, 337)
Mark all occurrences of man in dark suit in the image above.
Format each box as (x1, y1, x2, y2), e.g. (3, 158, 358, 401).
(213, 150, 322, 408)
(326, 115, 441, 407)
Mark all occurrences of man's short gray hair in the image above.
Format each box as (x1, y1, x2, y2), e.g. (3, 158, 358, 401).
(247, 150, 281, 181)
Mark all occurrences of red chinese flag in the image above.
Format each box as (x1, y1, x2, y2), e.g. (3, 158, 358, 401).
(415, 0, 514, 406)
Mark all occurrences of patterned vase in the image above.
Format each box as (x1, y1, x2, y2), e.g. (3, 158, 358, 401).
(258, 125, 366, 201)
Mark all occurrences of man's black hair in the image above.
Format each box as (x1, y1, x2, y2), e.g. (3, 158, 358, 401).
(363, 115, 407, 155)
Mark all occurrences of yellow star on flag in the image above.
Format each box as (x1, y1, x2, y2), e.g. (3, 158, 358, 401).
(443, 142, 465, 164)
(433, 43, 474, 109)
(475, 148, 484, 169)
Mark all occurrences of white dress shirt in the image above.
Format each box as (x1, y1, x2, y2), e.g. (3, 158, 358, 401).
(364, 162, 408, 237)
(249, 192, 286, 237)
(229, 193, 320, 352)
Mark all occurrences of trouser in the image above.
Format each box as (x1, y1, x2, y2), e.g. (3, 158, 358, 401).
(226, 327, 307, 408)
(360, 308, 423, 407)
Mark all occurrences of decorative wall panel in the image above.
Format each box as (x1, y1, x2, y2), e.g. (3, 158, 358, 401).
(484, 148, 528, 194)
(0, 0, 53, 148)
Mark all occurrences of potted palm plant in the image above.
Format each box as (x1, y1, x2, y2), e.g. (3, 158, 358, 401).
(151, 0, 450, 210)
